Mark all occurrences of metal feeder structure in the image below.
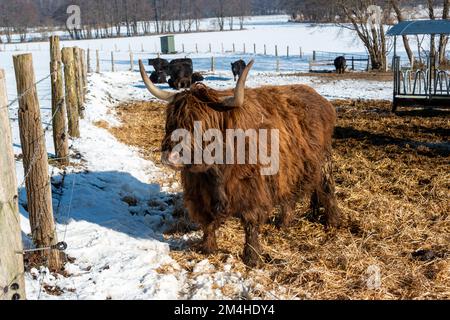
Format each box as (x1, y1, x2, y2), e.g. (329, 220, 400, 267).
(387, 19, 450, 111)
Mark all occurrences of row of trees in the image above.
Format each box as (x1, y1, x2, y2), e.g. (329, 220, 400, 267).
(0, 0, 284, 42)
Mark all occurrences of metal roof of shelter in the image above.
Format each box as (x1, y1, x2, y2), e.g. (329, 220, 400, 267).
(387, 19, 450, 36)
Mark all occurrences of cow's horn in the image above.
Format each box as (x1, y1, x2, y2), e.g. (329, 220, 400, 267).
(139, 60, 176, 102)
(222, 59, 254, 108)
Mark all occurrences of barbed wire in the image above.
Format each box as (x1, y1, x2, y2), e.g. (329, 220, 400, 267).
(0, 71, 57, 111)
(1, 62, 82, 300)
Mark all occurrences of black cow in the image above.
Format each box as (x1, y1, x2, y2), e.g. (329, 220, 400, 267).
(168, 58, 194, 89)
(191, 72, 204, 83)
(149, 58, 169, 73)
(150, 71, 167, 84)
(334, 56, 347, 74)
(231, 59, 247, 81)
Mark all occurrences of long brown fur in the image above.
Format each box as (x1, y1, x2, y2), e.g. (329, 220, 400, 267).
(162, 83, 342, 266)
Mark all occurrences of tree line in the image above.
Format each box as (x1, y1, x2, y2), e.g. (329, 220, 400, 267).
(0, 0, 283, 43)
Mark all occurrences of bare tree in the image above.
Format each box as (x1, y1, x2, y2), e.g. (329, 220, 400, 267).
(337, 0, 388, 70)
(390, 0, 415, 66)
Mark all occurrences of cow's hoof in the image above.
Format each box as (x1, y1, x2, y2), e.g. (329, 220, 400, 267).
(326, 209, 344, 229)
(243, 246, 263, 268)
(198, 241, 218, 255)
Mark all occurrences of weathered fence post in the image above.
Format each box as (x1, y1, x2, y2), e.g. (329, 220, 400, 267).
(275, 45, 278, 57)
(0, 69, 27, 300)
(264, 44, 267, 55)
(61, 48, 80, 138)
(300, 47, 303, 58)
(49, 36, 69, 166)
(287, 46, 289, 57)
(111, 51, 115, 72)
(73, 48, 84, 118)
(211, 56, 215, 72)
(130, 52, 134, 71)
(313, 50, 316, 61)
(352, 56, 355, 71)
(13, 54, 63, 271)
(80, 49, 87, 98)
(96, 49, 100, 73)
(87, 48, 91, 73)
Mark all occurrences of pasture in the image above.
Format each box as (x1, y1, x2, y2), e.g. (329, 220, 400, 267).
(0, 15, 448, 300)
(101, 96, 449, 300)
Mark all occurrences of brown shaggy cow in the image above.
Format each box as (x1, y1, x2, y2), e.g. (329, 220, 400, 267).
(138, 59, 342, 266)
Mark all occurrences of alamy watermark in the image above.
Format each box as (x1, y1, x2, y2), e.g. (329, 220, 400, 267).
(366, 265, 381, 290)
(367, 5, 382, 29)
(167, 121, 280, 176)
(66, 5, 81, 30)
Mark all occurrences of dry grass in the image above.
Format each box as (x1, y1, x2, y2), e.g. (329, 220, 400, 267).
(104, 99, 449, 300)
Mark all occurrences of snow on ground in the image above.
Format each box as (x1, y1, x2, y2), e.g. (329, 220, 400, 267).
(0, 16, 392, 300)
(22, 68, 390, 300)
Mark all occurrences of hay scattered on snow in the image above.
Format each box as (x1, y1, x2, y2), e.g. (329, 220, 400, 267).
(102, 98, 449, 300)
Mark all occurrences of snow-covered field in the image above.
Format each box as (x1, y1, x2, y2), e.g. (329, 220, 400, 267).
(0, 16, 393, 300)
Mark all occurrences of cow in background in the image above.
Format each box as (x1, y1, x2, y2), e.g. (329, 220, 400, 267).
(231, 59, 247, 81)
(334, 56, 347, 74)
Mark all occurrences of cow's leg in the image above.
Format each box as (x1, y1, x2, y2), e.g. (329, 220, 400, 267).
(241, 216, 263, 267)
(315, 150, 342, 228)
(276, 202, 295, 228)
(200, 222, 219, 254)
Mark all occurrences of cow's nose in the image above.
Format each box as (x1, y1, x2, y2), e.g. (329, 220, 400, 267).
(162, 151, 184, 169)
(168, 151, 181, 164)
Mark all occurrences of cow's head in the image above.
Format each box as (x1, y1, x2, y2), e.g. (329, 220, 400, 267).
(139, 59, 254, 171)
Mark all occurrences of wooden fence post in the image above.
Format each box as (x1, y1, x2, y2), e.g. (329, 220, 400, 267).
(130, 52, 134, 71)
(300, 47, 303, 58)
(111, 51, 115, 72)
(13, 54, 62, 272)
(73, 47, 84, 118)
(61, 48, 80, 138)
(211, 56, 215, 72)
(275, 45, 278, 57)
(87, 49, 91, 73)
(0, 69, 27, 300)
(80, 49, 87, 99)
(287, 46, 289, 57)
(49, 36, 69, 166)
(264, 44, 267, 55)
(96, 49, 100, 73)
